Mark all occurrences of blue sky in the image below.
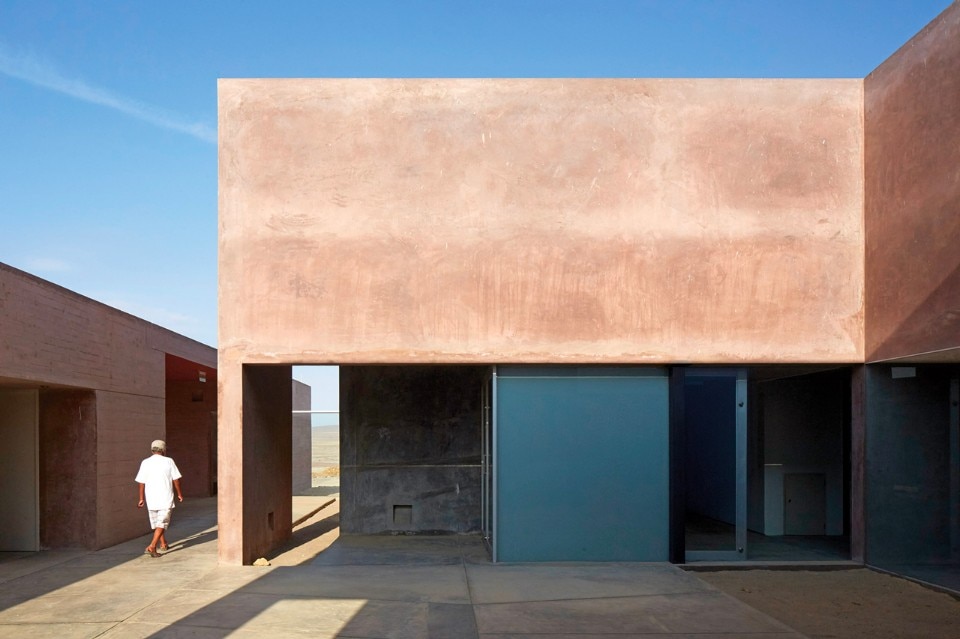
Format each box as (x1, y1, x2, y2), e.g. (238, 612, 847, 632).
(0, 0, 953, 409)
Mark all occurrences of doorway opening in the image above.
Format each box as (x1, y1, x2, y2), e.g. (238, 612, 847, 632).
(676, 366, 852, 563)
(292, 365, 340, 498)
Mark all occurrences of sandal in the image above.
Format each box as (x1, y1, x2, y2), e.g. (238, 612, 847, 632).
(145, 548, 161, 558)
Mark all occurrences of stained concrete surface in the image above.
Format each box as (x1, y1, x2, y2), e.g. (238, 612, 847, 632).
(0, 496, 806, 638)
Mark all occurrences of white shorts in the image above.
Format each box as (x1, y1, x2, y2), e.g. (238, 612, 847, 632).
(148, 509, 173, 529)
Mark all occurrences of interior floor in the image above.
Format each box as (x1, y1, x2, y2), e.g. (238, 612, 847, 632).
(685, 515, 850, 561)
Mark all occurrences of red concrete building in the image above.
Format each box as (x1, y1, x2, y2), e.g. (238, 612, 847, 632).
(217, 4, 959, 590)
(0, 263, 217, 551)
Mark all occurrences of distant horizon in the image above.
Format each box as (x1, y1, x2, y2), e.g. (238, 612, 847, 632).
(309, 415, 339, 429)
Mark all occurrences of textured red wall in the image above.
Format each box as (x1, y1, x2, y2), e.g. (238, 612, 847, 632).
(865, 3, 960, 362)
(166, 379, 217, 497)
(39, 390, 97, 549)
(219, 79, 864, 367)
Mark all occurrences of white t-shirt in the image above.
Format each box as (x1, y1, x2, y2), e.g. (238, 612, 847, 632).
(135, 454, 182, 510)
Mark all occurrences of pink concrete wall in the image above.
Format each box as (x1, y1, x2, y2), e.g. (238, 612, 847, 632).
(864, 3, 960, 362)
(219, 79, 864, 366)
(167, 380, 217, 498)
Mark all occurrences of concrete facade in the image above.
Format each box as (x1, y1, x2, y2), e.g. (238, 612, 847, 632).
(219, 79, 863, 365)
(218, 3, 960, 568)
(865, 4, 960, 363)
(0, 262, 217, 550)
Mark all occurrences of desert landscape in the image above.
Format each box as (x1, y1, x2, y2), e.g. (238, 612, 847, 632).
(310, 424, 340, 493)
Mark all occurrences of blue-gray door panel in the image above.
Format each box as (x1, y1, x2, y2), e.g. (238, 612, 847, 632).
(496, 374, 669, 561)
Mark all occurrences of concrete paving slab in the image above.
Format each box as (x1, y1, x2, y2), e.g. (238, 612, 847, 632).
(466, 562, 712, 604)
(474, 591, 803, 636)
(136, 591, 425, 638)
(168, 565, 266, 593)
(123, 586, 253, 626)
(309, 534, 467, 566)
(0, 589, 152, 624)
(0, 550, 87, 584)
(236, 564, 472, 603)
(97, 621, 265, 638)
(0, 621, 115, 639)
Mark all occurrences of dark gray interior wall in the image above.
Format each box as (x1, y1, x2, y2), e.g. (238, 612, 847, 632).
(340, 365, 485, 533)
(866, 365, 955, 565)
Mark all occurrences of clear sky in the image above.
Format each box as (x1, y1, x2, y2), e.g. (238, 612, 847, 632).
(0, 0, 953, 409)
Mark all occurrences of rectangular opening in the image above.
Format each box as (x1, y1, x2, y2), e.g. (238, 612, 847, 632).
(393, 504, 413, 526)
(267, 511, 274, 531)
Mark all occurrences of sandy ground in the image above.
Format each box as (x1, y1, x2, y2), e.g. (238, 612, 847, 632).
(697, 568, 960, 639)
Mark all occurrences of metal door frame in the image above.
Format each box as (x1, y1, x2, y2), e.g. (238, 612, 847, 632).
(480, 366, 498, 560)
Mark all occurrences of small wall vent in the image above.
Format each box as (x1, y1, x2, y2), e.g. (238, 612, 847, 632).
(393, 504, 413, 526)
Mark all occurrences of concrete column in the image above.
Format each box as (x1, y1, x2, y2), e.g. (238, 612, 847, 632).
(218, 359, 244, 564)
(218, 362, 293, 564)
(242, 365, 293, 562)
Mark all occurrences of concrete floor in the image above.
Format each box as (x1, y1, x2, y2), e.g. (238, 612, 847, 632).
(0, 497, 807, 638)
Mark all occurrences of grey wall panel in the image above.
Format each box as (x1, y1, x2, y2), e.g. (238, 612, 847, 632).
(866, 366, 953, 564)
(340, 365, 485, 534)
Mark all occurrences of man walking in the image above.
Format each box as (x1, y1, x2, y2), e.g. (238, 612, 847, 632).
(135, 439, 183, 557)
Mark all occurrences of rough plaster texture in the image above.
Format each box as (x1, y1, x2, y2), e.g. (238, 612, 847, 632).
(0, 263, 216, 550)
(865, 2, 960, 362)
(218, 78, 864, 366)
(340, 366, 484, 534)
